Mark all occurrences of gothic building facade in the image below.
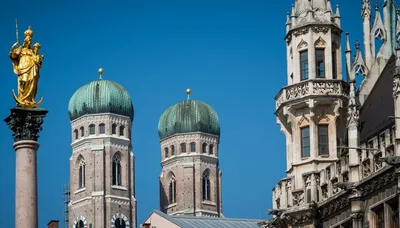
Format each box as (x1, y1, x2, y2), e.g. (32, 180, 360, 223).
(157, 91, 223, 217)
(260, 0, 400, 227)
(67, 74, 137, 228)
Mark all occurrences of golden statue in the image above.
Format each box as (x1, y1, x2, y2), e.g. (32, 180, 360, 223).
(9, 25, 44, 108)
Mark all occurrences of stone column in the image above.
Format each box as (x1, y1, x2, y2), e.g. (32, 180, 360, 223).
(4, 107, 48, 228)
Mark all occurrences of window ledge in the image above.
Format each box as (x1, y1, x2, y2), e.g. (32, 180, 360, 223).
(319, 155, 329, 158)
(167, 203, 177, 209)
(112, 185, 127, 191)
(74, 188, 86, 194)
(202, 201, 216, 206)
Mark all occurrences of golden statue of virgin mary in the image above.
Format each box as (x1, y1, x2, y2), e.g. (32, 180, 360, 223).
(9, 26, 44, 108)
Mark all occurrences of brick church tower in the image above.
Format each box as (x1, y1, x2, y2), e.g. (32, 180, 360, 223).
(67, 69, 136, 228)
(157, 89, 222, 217)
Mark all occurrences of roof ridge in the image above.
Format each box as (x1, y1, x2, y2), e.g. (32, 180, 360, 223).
(170, 214, 262, 222)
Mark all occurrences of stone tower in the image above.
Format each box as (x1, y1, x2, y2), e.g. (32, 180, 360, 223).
(157, 90, 222, 217)
(67, 71, 136, 228)
(273, 0, 349, 214)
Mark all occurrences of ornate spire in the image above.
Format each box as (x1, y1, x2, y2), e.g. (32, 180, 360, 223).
(361, 0, 371, 20)
(352, 40, 368, 78)
(335, 4, 340, 17)
(326, 0, 332, 12)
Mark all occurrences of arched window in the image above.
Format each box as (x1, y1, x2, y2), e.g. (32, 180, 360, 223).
(315, 48, 325, 78)
(78, 158, 85, 189)
(74, 129, 78, 140)
(209, 144, 214, 155)
(202, 143, 207, 153)
(112, 124, 117, 135)
(76, 220, 84, 228)
(171, 145, 175, 156)
(80, 127, 84, 137)
(169, 177, 177, 204)
(119, 126, 125, 136)
(112, 153, 122, 186)
(99, 123, 105, 134)
(202, 170, 211, 201)
(115, 219, 126, 228)
(89, 124, 95, 135)
(164, 147, 169, 158)
(181, 143, 186, 153)
(190, 142, 196, 152)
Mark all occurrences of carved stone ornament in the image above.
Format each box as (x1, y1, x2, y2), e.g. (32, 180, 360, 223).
(320, 194, 350, 218)
(379, 156, 400, 168)
(347, 106, 359, 128)
(311, 26, 330, 34)
(312, 81, 341, 95)
(297, 39, 308, 50)
(352, 212, 364, 220)
(293, 28, 310, 37)
(4, 107, 48, 142)
(286, 81, 309, 100)
(293, 191, 305, 206)
(314, 37, 326, 48)
(284, 209, 315, 225)
(286, 179, 292, 190)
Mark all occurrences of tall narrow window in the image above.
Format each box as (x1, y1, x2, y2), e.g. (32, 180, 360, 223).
(164, 147, 169, 158)
(112, 124, 117, 135)
(99, 123, 105, 134)
(202, 143, 207, 153)
(80, 127, 84, 137)
(202, 171, 211, 201)
(316, 49, 325, 78)
(171, 145, 175, 156)
(300, 50, 309, 80)
(89, 124, 95, 135)
(112, 153, 122, 186)
(392, 205, 399, 228)
(209, 144, 214, 155)
(332, 49, 337, 79)
(74, 129, 78, 140)
(391, 126, 396, 144)
(169, 177, 176, 204)
(301, 127, 310, 158)
(318, 125, 329, 156)
(376, 208, 384, 228)
(190, 142, 196, 152)
(119, 126, 125, 136)
(181, 143, 186, 153)
(79, 159, 85, 189)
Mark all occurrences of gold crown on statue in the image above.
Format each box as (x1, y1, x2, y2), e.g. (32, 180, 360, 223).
(33, 43, 41, 48)
(24, 26, 33, 37)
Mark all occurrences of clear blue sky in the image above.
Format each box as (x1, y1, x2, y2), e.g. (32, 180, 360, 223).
(0, 0, 365, 227)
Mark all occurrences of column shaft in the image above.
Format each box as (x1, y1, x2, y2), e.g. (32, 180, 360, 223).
(14, 140, 39, 228)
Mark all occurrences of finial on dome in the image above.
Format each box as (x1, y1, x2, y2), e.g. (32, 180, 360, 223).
(186, 88, 191, 100)
(98, 68, 104, 80)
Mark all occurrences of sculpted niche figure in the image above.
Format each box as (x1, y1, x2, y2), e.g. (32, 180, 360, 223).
(9, 26, 44, 108)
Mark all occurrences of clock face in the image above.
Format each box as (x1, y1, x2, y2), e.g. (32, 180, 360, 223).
(111, 213, 130, 228)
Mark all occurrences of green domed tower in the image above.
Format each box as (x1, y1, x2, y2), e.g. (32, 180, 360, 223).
(158, 89, 222, 218)
(67, 69, 136, 228)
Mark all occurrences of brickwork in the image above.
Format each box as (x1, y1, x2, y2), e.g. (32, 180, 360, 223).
(159, 132, 222, 217)
(68, 113, 136, 228)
